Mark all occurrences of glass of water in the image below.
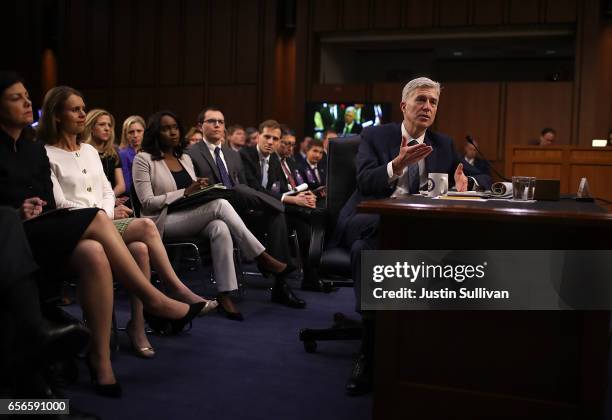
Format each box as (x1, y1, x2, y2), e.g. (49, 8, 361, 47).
(512, 176, 536, 201)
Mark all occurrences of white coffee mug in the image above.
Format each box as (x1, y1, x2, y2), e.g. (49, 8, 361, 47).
(427, 173, 448, 197)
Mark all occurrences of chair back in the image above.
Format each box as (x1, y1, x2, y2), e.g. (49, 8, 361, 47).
(325, 135, 361, 224)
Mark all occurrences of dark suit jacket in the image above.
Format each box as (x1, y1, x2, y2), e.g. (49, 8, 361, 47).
(186, 140, 246, 185)
(186, 141, 283, 212)
(336, 121, 362, 135)
(333, 123, 492, 245)
(298, 159, 326, 190)
(463, 157, 490, 177)
(239, 146, 286, 200)
(275, 155, 305, 193)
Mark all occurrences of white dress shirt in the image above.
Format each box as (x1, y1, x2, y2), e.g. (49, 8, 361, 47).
(387, 124, 427, 196)
(203, 138, 230, 171)
(45, 143, 115, 218)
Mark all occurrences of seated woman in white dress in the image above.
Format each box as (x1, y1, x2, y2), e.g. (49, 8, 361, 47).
(39, 86, 215, 360)
(133, 110, 287, 321)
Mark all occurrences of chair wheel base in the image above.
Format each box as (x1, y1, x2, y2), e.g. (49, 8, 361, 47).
(304, 340, 317, 353)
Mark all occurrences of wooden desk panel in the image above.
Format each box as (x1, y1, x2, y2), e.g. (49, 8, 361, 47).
(360, 197, 611, 420)
(506, 145, 612, 200)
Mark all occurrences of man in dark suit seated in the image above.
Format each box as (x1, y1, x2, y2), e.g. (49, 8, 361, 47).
(186, 108, 306, 308)
(332, 77, 492, 396)
(241, 120, 330, 292)
(297, 138, 326, 197)
(462, 139, 490, 176)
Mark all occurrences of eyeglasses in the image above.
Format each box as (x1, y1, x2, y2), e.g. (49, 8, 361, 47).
(203, 119, 225, 126)
(280, 141, 295, 147)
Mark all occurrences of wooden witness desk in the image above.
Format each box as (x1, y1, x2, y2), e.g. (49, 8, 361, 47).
(358, 196, 612, 420)
(505, 145, 612, 202)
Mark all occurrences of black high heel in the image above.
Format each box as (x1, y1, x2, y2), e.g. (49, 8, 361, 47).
(144, 302, 205, 335)
(85, 357, 122, 398)
(216, 294, 244, 322)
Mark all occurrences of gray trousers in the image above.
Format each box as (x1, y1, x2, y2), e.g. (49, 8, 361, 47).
(164, 199, 264, 292)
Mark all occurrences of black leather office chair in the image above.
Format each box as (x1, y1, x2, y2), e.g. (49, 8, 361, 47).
(299, 136, 363, 352)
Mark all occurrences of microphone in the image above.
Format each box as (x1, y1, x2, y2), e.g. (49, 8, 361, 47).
(465, 135, 511, 182)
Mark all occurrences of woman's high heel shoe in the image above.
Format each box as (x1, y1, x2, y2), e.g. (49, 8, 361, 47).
(216, 293, 244, 322)
(144, 302, 205, 335)
(85, 357, 122, 398)
(126, 320, 155, 359)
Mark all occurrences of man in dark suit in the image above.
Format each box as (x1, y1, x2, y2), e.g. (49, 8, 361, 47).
(335, 106, 362, 136)
(241, 120, 330, 292)
(273, 128, 332, 291)
(240, 120, 317, 209)
(186, 107, 306, 309)
(298, 138, 326, 193)
(334, 77, 492, 396)
(462, 140, 490, 176)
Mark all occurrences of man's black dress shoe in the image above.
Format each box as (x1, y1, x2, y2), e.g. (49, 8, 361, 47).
(301, 279, 336, 293)
(271, 281, 306, 309)
(346, 353, 372, 396)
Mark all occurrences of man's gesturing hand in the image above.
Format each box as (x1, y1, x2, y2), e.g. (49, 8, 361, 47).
(454, 163, 468, 192)
(391, 137, 432, 176)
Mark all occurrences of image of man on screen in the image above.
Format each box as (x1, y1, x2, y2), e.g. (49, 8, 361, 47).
(336, 106, 362, 136)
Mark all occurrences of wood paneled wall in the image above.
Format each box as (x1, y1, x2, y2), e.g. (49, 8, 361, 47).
(307, 0, 577, 33)
(51, 0, 277, 130)
(295, 0, 612, 175)
(0, 0, 44, 103)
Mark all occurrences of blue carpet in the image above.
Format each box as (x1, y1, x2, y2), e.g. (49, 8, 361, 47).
(63, 268, 372, 420)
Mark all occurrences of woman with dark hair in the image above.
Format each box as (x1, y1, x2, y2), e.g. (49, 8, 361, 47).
(133, 111, 287, 320)
(0, 73, 205, 397)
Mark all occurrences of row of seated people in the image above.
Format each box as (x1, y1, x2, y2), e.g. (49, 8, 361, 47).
(0, 71, 311, 407)
(138, 119, 328, 205)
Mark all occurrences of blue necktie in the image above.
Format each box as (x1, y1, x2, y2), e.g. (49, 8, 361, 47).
(214, 147, 233, 188)
(408, 163, 420, 194)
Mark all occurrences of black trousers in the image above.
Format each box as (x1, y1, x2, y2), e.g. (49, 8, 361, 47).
(0, 207, 38, 291)
(0, 207, 46, 394)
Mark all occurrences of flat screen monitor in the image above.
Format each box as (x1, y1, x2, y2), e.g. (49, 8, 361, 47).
(305, 102, 391, 139)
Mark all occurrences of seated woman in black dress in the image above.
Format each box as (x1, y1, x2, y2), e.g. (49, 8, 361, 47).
(0, 72, 204, 397)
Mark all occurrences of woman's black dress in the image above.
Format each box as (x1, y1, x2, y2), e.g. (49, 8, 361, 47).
(0, 129, 98, 278)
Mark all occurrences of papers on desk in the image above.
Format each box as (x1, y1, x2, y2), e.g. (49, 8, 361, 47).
(436, 195, 488, 202)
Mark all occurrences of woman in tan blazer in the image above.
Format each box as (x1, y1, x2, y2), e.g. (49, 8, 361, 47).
(133, 111, 286, 321)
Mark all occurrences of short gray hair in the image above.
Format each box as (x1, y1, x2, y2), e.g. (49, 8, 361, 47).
(401, 77, 441, 102)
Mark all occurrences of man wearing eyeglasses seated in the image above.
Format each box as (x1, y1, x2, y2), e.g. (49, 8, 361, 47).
(187, 108, 306, 308)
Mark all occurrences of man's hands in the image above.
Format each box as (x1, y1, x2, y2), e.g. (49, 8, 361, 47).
(184, 177, 210, 196)
(20, 197, 46, 220)
(285, 191, 317, 208)
(454, 163, 468, 192)
(391, 137, 432, 176)
(114, 204, 133, 219)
